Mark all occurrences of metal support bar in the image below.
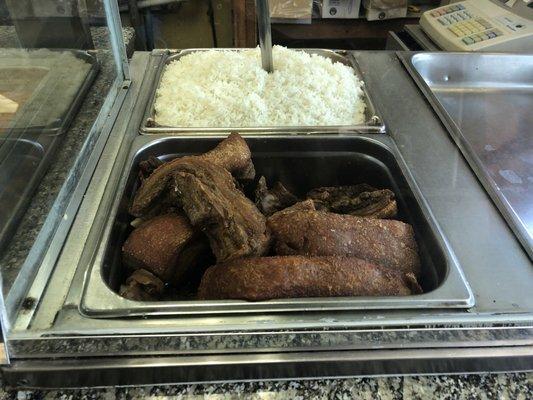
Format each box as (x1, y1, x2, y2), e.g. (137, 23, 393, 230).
(104, 0, 131, 80)
(256, 0, 273, 72)
(3, 346, 533, 388)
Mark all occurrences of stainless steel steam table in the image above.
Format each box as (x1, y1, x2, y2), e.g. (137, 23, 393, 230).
(1, 51, 531, 388)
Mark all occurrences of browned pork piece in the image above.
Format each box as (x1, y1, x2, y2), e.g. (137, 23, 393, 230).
(254, 176, 299, 216)
(130, 132, 255, 217)
(173, 159, 270, 263)
(119, 269, 165, 301)
(307, 184, 398, 219)
(268, 210, 420, 276)
(198, 256, 422, 301)
(138, 156, 163, 182)
(122, 213, 204, 283)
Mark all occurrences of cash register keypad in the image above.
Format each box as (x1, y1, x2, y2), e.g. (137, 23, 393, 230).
(429, 3, 503, 46)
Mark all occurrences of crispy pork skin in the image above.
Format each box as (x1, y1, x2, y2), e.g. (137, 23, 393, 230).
(122, 213, 198, 282)
(198, 256, 421, 301)
(270, 199, 316, 215)
(307, 184, 398, 219)
(130, 132, 255, 217)
(172, 159, 270, 263)
(268, 210, 420, 276)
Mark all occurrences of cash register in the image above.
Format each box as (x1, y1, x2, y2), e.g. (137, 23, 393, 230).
(385, 0, 533, 52)
(419, 0, 533, 52)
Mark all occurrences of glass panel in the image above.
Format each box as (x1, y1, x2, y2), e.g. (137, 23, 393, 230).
(0, 0, 126, 318)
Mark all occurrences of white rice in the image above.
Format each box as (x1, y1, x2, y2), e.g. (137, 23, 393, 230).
(154, 46, 366, 127)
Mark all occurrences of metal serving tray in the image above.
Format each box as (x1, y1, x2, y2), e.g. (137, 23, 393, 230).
(399, 52, 533, 260)
(140, 49, 385, 135)
(81, 134, 473, 317)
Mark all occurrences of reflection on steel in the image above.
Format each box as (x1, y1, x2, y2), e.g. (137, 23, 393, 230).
(401, 52, 533, 260)
(256, 0, 274, 73)
(3, 346, 533, 388)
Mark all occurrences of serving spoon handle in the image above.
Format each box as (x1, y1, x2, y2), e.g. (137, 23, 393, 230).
(256, 0, 274, 73)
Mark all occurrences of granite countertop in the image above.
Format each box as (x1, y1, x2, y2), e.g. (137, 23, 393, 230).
(1, 373, 531, 399)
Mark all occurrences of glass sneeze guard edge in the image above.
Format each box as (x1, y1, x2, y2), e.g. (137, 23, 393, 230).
(0, 1, 130, 330)
(3, 76, 128, 330)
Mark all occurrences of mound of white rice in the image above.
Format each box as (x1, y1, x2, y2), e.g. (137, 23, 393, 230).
(154, 46, 366, 127)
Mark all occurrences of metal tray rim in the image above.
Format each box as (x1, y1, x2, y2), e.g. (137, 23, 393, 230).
(139, 48, 386, 135)
(80, 134, 474, 318)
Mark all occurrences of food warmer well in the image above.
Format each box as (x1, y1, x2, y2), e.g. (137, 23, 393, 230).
(0, 7, 532, 390)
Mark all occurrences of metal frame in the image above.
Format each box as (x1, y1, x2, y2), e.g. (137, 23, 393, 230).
(6, 319, 533, 357)
(104, 0, 131, 81)
(3, 346, 533, 388)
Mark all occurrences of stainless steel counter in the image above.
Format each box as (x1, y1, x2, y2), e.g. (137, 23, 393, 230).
(1, 51, 532, 387)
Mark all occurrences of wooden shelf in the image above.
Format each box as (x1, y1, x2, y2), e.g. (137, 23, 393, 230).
(231, 0, 421, 47)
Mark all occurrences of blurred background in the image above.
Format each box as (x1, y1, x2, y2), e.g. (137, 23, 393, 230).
(0, 0, 452, 51)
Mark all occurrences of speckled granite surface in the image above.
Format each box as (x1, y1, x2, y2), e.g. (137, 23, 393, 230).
(0, 373, 531, 399)
(0, 26, 134, 297)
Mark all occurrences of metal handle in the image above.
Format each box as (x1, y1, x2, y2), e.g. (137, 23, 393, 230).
(256, 0, 273, 73)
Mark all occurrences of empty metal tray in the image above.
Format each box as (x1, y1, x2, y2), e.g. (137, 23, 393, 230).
(400, 52, 533, 260)
(81, 134, 473, 317)
(140, 49, 385, 135)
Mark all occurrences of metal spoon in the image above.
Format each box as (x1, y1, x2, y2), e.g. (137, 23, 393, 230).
(256, 0, 273, 73)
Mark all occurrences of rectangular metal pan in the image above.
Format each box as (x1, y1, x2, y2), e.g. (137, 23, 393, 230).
(399, 52, 533, 260)
(81, 134, 473, 317)
(140, 49, 385, 135)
